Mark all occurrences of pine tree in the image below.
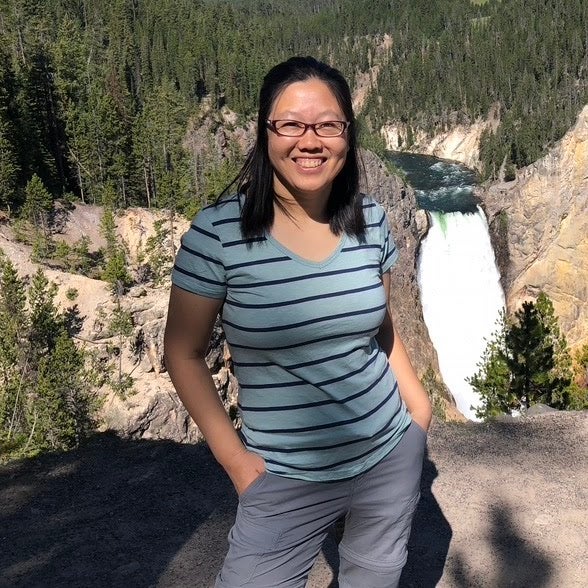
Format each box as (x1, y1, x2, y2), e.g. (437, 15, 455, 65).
(0, 258, 99, 458)
(0, 120, 20, 210)
(470, 294, 578, 419)
(99, 200, 131, 292)
(22, 173, 53, 232)
(505, 301, 555, 409)
(28, 268, 61, 360)
(107, 298, 134, 398)
(468, 310, 515, 419)
(34, 329, 94, 450)
(143, 218, 174, 286)
(0, 255, 28, 438)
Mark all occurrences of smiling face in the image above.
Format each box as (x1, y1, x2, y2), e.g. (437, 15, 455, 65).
(267, 78, 349, 204)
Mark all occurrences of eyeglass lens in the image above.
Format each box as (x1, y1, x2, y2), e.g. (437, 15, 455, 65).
(271, 120, 346, 137)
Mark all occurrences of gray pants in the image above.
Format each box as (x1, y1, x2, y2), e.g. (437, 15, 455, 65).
(215, 421, 427, 587)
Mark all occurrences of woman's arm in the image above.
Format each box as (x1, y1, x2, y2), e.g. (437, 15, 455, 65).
(377, 271, 433, 431)
(164, 284, 265, 494)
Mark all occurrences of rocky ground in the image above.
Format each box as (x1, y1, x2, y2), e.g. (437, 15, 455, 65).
(1, 411, 586, 588)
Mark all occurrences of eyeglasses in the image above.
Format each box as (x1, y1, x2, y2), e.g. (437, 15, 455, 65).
(266, 119, 349, 138)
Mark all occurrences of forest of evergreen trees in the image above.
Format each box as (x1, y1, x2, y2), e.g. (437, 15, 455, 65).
(0, 0, 587, 214)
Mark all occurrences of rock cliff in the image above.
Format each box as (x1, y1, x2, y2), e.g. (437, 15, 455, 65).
(481, 104, 588, 350)
(380, 105, 500, 172)
(381, 120, 487, 171)
(361, 149, 440, 375)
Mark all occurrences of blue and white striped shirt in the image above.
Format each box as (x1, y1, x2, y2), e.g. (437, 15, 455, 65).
(172, 195, 411, 481)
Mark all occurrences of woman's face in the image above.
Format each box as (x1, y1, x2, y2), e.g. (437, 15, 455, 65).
(267, 78, 349, 204)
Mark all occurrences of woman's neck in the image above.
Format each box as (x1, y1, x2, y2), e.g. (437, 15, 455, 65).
(273, 191, 330, 227)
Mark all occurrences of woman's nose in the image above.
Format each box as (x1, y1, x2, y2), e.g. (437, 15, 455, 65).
(296, 127, 322, 149)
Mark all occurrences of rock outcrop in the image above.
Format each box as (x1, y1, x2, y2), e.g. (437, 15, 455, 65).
(481, 104, 588, 350)
(381, 120, 487, 171)
(380, 104, 500, 172)
(361, 149, 440, 375)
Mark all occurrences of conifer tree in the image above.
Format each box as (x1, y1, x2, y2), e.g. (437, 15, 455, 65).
(470, 293, 579, 419)
(0, 258, 98, 458)
(28, 268, 61, 360)
(22, 174, 53, 232)
(0, 255, 28, 437)
(0, 121, 20, 210)
(505, 301, 556, 409)
(34, 329, 94, 450)
(99, 191, 132, 292)
(468, 310, 515, 419)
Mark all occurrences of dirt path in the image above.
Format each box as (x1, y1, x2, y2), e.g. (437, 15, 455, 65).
(1, 412, 586, 587)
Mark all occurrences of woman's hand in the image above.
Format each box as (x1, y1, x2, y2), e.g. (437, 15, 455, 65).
(411, 411, 432, 434)
(223, 447, 267, 496)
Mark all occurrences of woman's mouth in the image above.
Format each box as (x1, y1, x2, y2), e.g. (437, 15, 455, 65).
(294, 158, 324, 169)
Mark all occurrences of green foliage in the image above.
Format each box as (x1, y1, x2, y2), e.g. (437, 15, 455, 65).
(106, 300, 135, 399)
(574, 344, 588, 386)
(0, 0, 585, 207)
(100, 206, 132, 292)
(33, 330, 96, 450)
(30, 232, 55, 262)
(40, 236, 98, 275)
(143, 218, 175, 286)
(468, 310, 514, 419)
(204, 158, 240, 204)
(22, 174, 53, 229)
(0, 255, 98, 460)
(102, 249, 132, 292)
(70, 236, 95, 275)
(0, 120, 20, 209)
(505, 301, 556, 407)
(0, 252, 28, 438)
(469, 294, 585, 420)
(134, 80, 193, 211)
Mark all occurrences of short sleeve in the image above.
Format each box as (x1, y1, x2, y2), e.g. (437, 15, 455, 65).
(171, 208, 226, 299)
(378, 207, 399, 274)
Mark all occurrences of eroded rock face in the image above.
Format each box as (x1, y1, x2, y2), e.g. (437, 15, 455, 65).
(481, 104, 588, 350)
(361, 149, 440, 376)
(382, 121, 488, 171)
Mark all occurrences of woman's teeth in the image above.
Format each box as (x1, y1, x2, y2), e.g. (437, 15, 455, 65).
(296, 159, 323, 168)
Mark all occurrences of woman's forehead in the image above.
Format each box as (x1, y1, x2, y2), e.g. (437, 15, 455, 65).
(270, 79, 344, 118)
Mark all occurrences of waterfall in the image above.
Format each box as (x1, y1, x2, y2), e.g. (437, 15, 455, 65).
(417, 207, 505, 419)
(387, 151, 505, 420)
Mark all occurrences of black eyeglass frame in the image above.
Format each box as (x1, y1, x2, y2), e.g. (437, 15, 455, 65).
(266, 119, 350, 137)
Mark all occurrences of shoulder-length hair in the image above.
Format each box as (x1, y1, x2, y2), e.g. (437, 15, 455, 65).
(220, 56, 365, 240)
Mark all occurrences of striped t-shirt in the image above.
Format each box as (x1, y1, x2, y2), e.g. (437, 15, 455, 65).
(172, 194, 411, 482)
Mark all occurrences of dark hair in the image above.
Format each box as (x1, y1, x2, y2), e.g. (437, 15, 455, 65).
(222, 56, 365, 239)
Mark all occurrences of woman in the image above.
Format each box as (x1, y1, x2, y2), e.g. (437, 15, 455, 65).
(164, 56, 432, 588)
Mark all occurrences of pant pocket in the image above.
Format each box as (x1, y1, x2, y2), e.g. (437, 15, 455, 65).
(218, 508, 282, 586)
(238, 471, 269, 505)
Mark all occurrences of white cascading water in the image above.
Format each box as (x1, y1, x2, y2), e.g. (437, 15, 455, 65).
(417, 206, 505, 419)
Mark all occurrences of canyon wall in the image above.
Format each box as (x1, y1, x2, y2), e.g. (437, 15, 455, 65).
(381, 121, 487, 171)
(481, 105, 588, 350)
